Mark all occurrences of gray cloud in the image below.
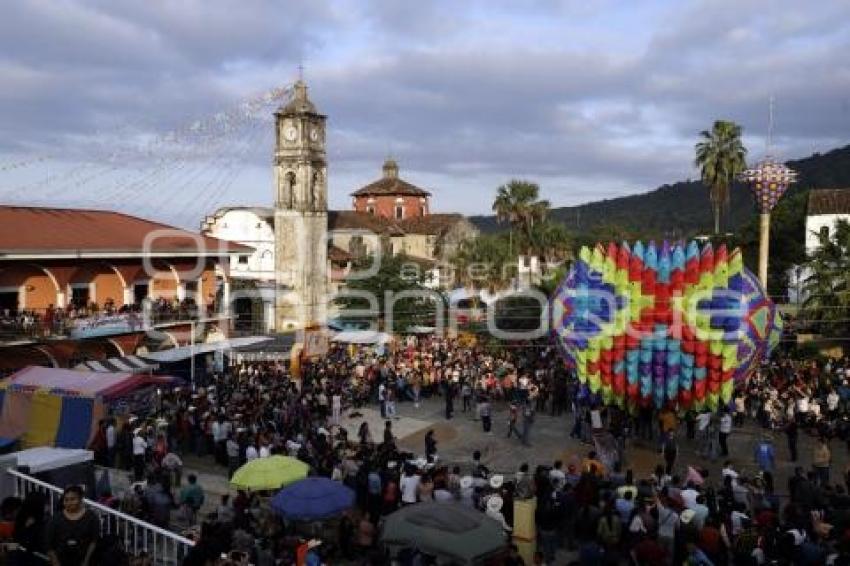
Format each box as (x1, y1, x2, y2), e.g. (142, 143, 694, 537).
(0, 0, 847, 227)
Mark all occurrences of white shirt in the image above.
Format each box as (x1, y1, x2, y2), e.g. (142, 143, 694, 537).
(730, 510, 749, 535)
(106, 425, 116, 449)
(486, 507, 512, 531)
(259, 445, 271, 458)
(133, 436, 147, 456)
(827, 392, 839, 411)
(719, 414, 732, 434)
(681, 488, 700, 509)
(696, 412, 711, 431)
(657, 504, 680, 538)
(212, 421, 223, 442)
(245, 446, 259, 461)
(434, 489, 454, 503)
(400, 474, 420, 503)
(590, 410, 602, 429)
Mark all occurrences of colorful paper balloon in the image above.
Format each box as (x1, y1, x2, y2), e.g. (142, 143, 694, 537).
(551, 241, 782, 412)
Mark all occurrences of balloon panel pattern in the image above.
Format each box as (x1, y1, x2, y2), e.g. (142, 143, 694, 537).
(551, 241, 782, 412)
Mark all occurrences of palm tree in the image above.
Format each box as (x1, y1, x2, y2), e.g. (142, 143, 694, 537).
(492, 180, 550, 255)
(802, 219, 850, 336)
(694, 120, 748, 235)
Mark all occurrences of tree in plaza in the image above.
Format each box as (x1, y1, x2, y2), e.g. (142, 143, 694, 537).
(336, 253, 436, 331)
(492, 179, 551, 255)
(802, 219, 850, 336)
(694, 120, 748, 235)
(451, 233, 514, 292)
(528, 220, 573, 263)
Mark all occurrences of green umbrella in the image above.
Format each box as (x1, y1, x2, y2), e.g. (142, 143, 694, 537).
(380, 502, 506, 565)
(230, 456, 308, 491)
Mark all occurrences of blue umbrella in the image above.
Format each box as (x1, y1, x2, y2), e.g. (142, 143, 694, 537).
(270, 477, 355, 521)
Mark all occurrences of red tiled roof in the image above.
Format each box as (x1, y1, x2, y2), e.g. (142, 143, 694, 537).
(0, 206, 251, 256)
(351, 177, 431, 198)
(399, 213, 467, 235)
(808, 189, 850, 215)
(327, 210, 404, 235)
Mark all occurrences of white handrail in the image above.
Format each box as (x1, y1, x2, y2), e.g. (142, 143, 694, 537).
(7, 468, 194, 564)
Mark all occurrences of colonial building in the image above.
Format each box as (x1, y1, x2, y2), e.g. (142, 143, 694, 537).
(786, 188, 850, 304)
(806, 189, 850, 254)
(0, 205, 246, 314)
(352, 159, 430, 219)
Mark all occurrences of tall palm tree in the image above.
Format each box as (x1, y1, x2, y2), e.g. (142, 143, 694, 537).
(803, 219, 850, 336)
(694, 120, 748, 235)
(492, 180, 550, 255)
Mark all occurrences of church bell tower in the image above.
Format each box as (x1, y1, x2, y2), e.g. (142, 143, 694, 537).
(273, 80, 328, 329)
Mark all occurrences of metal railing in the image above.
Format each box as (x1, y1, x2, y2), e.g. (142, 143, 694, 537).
(7, 468, 194, 565)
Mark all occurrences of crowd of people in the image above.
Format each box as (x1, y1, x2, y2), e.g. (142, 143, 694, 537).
(0, 297, 210, 341)
(1, 333, 850, 565)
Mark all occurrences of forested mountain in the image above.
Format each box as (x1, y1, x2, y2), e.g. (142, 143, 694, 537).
(470, 144, 850, 240)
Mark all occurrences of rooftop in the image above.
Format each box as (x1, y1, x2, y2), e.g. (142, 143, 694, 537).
(327, 210, 404, 235)
(351, 160, 431, 198)
(399, 213, 467, 235)
(808, 189, 850, 216)
(0, 205, 251, 257)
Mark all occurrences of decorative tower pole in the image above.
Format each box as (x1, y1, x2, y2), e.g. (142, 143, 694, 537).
(740, 158, 797, 288)
(740, 97, 797, 289)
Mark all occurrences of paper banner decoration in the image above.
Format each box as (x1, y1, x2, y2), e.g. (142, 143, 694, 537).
(551, 241, 782, 412)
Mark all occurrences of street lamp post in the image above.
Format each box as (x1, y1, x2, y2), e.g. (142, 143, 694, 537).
(740, 158, 797, 288)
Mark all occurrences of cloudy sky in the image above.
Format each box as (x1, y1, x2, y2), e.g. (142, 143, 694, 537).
(0, 0, 848, 228)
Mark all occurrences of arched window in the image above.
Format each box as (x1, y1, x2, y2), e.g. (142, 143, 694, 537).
(312, 170, 323, 207)
(285, 171, 296, 208)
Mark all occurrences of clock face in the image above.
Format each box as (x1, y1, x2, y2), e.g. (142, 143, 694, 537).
(310, 127, 321, 142)
(284, 126, 298, 141)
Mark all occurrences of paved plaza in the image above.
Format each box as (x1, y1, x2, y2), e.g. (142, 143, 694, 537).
(105, 395, 850, 520)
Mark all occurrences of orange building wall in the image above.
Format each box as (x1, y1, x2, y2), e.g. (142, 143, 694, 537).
(0, 266, 58, 311)
(22, 274, 57, 310)
(353, 195, 428, 220)
(91, 272, 125, 307)
(150, 272, 178, 300)
(201, 268, 217, 307)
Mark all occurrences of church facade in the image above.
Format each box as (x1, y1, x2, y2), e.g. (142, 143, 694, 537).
(202, 81, 477, 332)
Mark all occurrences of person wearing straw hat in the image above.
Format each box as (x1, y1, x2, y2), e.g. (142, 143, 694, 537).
(486, 494, 512, 533)
(459, 475, 474, 507)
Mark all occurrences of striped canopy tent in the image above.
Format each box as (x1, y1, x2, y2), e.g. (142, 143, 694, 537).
(74, 355, 158, 373)
(0, 366, 175, 449)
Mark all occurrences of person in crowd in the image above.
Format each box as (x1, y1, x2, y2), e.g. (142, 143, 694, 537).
(46, 486, 99, 566)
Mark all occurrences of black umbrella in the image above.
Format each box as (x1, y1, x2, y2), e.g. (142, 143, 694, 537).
(380, 502, 506, 565)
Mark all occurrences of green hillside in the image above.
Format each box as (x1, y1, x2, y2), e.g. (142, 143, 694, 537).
(470, 144, 850, 239)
